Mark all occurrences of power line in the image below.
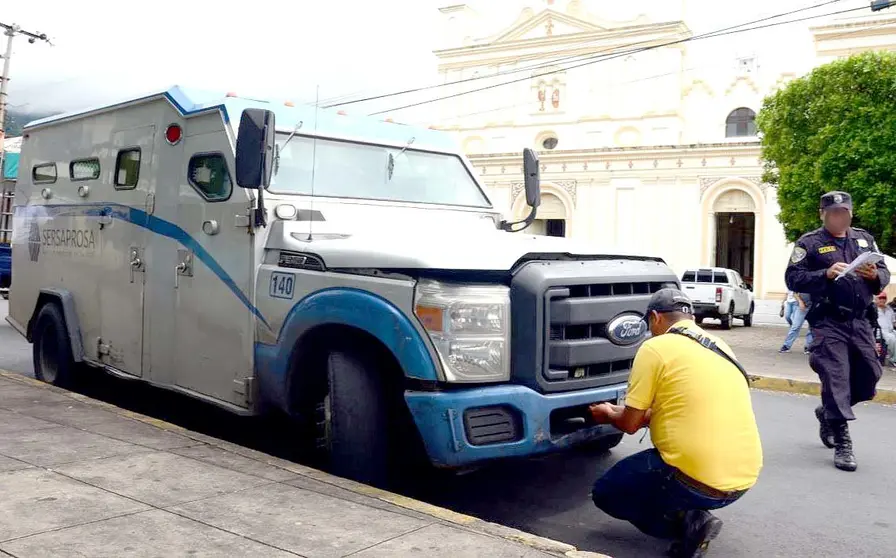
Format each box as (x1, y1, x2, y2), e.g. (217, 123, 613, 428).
(1, 22, 52, 147)
(326, 0, 843, 109)
(422, 15, 896, 127)
(370, 3, 878, 117)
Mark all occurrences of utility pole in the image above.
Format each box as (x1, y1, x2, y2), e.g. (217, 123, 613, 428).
(0, 22, 51, 162)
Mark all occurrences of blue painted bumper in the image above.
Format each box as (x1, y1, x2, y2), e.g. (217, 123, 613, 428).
(405, 383, 627, 468)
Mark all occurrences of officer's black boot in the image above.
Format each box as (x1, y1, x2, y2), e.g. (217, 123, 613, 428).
(832, 421, 857, 472)
(814, 405, 835, 448)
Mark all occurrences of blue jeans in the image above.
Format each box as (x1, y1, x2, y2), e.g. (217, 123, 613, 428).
(592, 449, 746, 540)
(783, 300, 797, 326)
(783, 305, 814, 350)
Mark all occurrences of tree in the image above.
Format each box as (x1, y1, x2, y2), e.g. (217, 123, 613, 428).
(757, 51, 896, 256)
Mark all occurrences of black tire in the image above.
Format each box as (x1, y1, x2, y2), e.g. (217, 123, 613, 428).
(720, 304, 734, 330)
(695, 317, 705, 325)
(318, 349, 391, 487)
(743, 303, 754, 327)
(579, 433, 625, 454)
(32, 303, 76, 388)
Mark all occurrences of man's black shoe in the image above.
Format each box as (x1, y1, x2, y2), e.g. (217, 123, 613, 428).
(676, 510, 724, 557)
(815, 406, 835, 448)
(833, 422, 857, 472)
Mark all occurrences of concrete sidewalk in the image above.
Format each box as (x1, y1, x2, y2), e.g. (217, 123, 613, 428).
(0, 373, 608, 558)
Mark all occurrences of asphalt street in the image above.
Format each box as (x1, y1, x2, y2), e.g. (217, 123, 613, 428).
(2, 299, 895, 557)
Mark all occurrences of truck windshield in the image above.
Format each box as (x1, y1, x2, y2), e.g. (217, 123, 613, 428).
(270, 134, 491, 208)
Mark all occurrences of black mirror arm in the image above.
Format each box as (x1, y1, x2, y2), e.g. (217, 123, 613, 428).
(254, 188, 268, 228)
(500, 204, 538, 232)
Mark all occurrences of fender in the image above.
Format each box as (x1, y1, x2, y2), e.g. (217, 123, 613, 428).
(254, 287, 441, 411)
(30, 288, 86, 362)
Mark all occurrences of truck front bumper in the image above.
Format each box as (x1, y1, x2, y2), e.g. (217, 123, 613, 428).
(404, 383, 627, 468)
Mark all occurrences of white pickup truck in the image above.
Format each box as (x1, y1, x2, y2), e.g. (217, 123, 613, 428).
(680, 267, 754, 329)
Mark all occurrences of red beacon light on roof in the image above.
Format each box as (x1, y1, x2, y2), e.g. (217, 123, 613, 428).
(337, 110, 347, 116)
(284, 100, 295, 107)
(165, 123, 183, 145)
(225, 92, 238, 98)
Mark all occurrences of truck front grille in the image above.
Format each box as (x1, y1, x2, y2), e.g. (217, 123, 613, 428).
(509, 260, 678, 394)
(543, 281, 664, 386)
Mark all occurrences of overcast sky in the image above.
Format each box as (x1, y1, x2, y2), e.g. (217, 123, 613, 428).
(1, 0, 874, 122)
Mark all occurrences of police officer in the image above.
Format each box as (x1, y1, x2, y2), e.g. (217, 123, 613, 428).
(785, 191, 889, 471)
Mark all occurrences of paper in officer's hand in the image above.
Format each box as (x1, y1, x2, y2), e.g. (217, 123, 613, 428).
(835, 251, 884, 281)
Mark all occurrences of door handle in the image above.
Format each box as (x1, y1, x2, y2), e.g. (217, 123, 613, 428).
(174, 249, 193, 289)
(129, 247, 144, 283)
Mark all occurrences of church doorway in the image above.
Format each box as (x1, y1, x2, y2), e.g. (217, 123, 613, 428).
(712, 189, 756, 288)
(715, 212, 755, 283)
(529, 192, 568, 237)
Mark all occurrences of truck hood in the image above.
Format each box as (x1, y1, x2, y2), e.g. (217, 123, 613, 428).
(263, 200, 662, 272)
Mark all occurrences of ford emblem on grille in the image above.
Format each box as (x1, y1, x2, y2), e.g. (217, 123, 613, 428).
(606, 313, 648, 346)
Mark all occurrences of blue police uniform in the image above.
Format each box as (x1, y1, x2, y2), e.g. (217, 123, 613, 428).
(784, 191, 889, 471)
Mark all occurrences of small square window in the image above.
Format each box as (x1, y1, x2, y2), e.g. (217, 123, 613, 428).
(188, 154, 232, 201)
(115, 149, 141, 189)
(32, 163, 57, 184)
(70, 158, 101, 181)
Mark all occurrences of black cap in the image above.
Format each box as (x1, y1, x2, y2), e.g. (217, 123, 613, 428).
(820, 191, 852, 211)
(645, 288, 694, 317)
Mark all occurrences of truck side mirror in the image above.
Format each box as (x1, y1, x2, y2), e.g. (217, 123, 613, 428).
(523, 148, 541, 208)
(235, 109, 276, 189)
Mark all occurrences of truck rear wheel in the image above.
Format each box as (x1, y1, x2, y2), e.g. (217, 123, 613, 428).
(32, 303, 76, 388)
(316, 349, 391, 487)
(720, 304, 734, 330)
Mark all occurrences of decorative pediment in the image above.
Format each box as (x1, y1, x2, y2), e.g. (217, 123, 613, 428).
(492, 9, 604, 43)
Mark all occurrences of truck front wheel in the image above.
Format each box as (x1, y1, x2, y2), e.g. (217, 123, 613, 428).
(32, 303, 76, 388)
(579, 433, 624, 454)
(316, 349, 391, 487)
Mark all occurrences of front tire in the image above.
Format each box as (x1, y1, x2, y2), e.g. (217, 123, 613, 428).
(720, 304, 734, 330)
(579, 433, 625, 455)
(318, 350, 391, 487)
(32, 303, 76, 388)
(743, 303, 754, 327)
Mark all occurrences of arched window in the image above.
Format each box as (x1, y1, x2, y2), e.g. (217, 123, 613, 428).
(725, 108, 757, 138)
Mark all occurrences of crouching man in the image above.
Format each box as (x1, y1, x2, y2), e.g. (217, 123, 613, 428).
(589, 288, 763, 557)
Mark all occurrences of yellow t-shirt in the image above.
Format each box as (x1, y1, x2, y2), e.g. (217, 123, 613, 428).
(626, 319, 763, 491)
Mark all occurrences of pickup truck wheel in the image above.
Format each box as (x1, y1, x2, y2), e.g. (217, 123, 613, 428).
(579, 433, 624, 454)
(32, 303, 76, 388)
(720, 304, 734, 330)
(316, 349, 391, 487)
(695, 317, 704, 325)
(743, 303, 755, 327)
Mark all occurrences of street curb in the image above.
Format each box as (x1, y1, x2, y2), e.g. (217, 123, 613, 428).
(750, 374, 896, 405)
(0, 371, 610, 557)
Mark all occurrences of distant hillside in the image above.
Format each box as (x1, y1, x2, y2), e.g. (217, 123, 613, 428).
(3, 108, 61, 137)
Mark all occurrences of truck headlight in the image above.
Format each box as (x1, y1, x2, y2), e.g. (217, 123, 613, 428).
(414, 279, 510, 383)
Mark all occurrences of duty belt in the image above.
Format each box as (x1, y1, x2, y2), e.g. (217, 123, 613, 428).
(673, 469, 747, 500)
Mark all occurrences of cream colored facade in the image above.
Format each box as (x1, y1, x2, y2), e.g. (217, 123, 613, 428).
(431, 1, 896, 298)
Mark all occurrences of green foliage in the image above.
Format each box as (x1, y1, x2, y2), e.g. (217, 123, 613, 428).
(757, 51, 896, 255)
(3, 108, 59, 138)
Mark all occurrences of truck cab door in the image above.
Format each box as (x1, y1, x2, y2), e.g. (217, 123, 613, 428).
(169, 130, 255, 407)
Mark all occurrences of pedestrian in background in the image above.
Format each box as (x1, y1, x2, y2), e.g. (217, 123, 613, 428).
(590, 288, 762, 558)
(784, 191, 889, 472)
(781, 291, 797, 326)
(779, 292, 814, 354)
(876, 292, 896, 367)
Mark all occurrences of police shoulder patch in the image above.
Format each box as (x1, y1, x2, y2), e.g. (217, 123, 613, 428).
(790, 246, 807, 264)
(818, 245, 837, 254)
(856, 238, 869, 248)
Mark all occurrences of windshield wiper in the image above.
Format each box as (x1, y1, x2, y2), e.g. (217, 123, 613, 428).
(274, 121, 304, 176)
(387, 136, 415, 181)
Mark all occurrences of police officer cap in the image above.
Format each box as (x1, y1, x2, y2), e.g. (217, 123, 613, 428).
(820, 191, 852, 211)
(645, 288, 694, 316)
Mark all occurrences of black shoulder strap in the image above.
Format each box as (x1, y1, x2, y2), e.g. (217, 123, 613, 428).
(667, 326, 751, 385)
